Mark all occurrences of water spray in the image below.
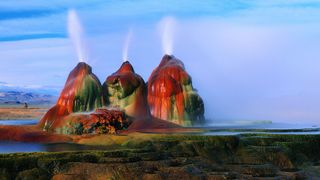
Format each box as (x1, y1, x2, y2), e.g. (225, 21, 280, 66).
(160, 16, 176, 55)
(67, 9, 88, 63)
(122, 29, 133, 62)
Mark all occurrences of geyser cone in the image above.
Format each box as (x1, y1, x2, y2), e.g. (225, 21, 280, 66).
(147, 54, 204, 126)
(39, 62, 104, 130)
(103, 61, 149, 119)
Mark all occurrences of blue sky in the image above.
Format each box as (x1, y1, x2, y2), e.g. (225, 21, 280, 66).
(1, 0, 320, 124)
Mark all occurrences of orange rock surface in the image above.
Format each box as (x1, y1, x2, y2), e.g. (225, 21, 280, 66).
(0, 125, 72, 143)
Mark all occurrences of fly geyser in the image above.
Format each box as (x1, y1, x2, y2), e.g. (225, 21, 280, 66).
(148, 55, 205, 126)
(39, 55, 204, 134)
(39, 62, 104, 130)
(103, 61, 149, 119)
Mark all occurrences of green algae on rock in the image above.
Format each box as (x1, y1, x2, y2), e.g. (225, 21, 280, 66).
(103, 61, 150, 119)
(72, 75, 104, 112)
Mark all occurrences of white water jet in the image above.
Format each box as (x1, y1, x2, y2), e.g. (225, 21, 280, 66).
(67, 9, 88, 63)
(160, 16, 176, 55)
(122, 29, 133, 62)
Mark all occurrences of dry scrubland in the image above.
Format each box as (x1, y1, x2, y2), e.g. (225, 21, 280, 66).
(0, 106, 48, 120)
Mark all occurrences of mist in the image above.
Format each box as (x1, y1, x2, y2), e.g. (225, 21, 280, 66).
(87, 19, 320, 125)
(173, 20, 320, 125)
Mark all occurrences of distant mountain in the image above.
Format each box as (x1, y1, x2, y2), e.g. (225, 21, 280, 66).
(0, 82, 59, 96)
(0, 91, 57, 105)
(0, 81, 59, 105)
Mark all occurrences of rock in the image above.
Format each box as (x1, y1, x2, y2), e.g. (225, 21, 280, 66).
(103, 61, 149, 119)
(147, 55, 204, 126)
(39, 62, 104, 130)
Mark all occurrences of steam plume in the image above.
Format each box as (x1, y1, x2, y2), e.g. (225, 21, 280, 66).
(67, 9, 88, 63)
(122, 29, 133, 62)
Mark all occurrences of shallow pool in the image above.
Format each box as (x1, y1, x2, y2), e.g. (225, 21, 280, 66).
(0, 119, 38, 125)
(1, 121, 320, 153)
(0, 141, 113, 154)
(202, 130, 320, 136)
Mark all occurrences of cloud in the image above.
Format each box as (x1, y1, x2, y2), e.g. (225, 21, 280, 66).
(0, 0, 104, 11)
(0, 9, 61, 21)
(1, 0, 320, 42)
(0, 33, 65, 42)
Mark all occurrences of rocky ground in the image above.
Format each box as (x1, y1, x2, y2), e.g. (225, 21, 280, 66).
(0, 133, 320, 179)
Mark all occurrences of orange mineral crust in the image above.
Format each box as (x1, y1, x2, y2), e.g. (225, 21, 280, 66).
(39, 62, 104, 131)
(148, 55, 204, 126)
(103, 61, 150, 119)
(0, 125, 72, 143)
(52, 108, 131, 135)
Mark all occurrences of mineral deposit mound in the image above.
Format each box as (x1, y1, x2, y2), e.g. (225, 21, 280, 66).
(103, 61, 149, 120)
(147, 55, 204, 126)
(39, 62, 104, 131)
